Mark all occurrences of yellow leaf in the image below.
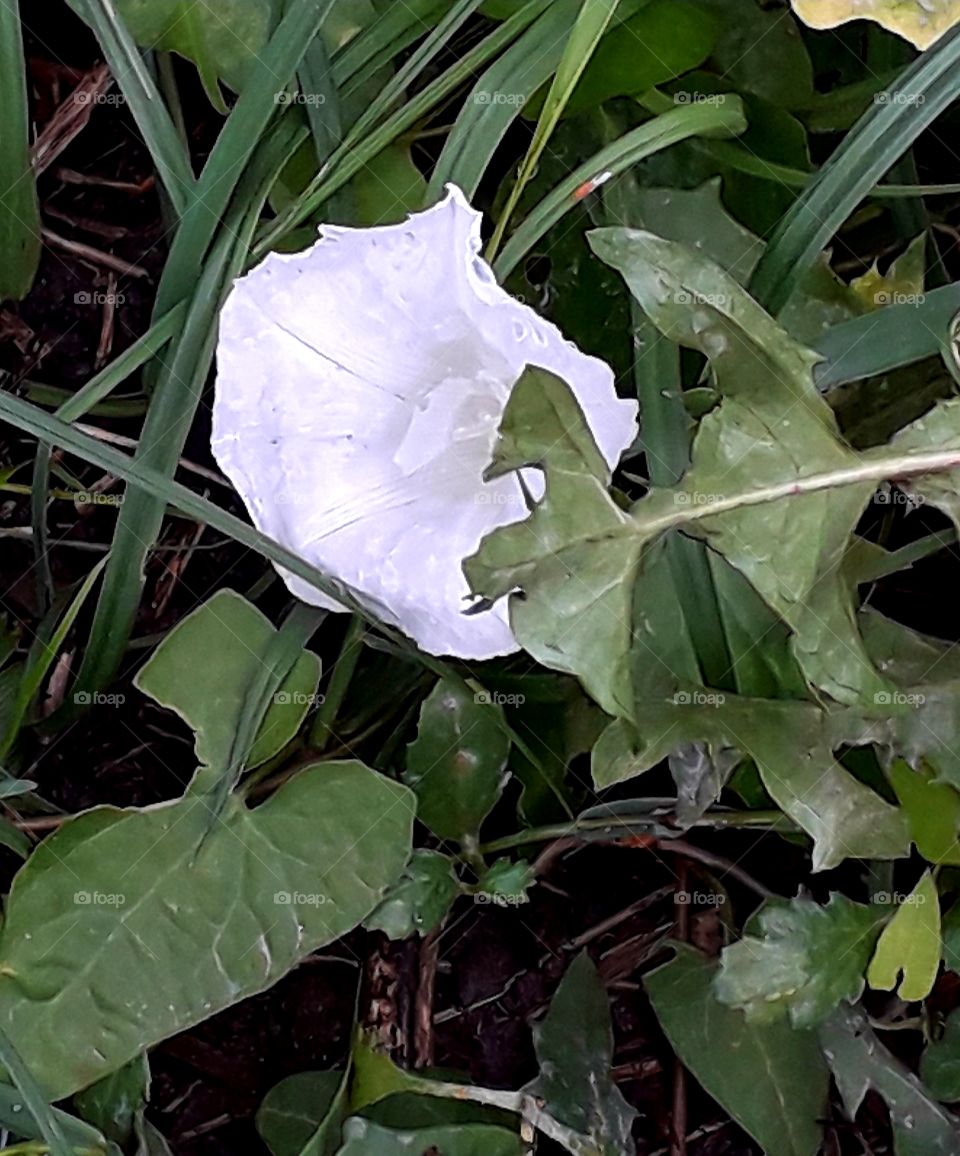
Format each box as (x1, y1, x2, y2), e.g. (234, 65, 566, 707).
(791, 0, 960, 49)
(867, 871, 941, 1001)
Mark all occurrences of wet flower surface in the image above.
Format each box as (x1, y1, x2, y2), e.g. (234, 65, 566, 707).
(212, 186, 637, 658)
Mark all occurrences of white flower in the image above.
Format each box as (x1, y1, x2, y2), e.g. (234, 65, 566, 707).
(212, 186, 637, 659)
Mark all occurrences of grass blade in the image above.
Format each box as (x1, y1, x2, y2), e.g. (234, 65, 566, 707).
(0, 0, 41, 300)
(67, 0, 195, 218)
(0, 1025, 72, 1156)
(71, 117, 307, 702)
(749, 25, 960, 314)
(427, 0, 573, 200)
(493, 98, 747, 280)
(486, 0, 620, 260)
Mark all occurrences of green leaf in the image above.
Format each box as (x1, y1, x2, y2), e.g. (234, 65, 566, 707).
(522, 952, 636, 1154)
(867, 870, 941, 1001)
(0, 0, 41, 300)
(113, 0, 272, 105)
(0, 1026, 73, 1156)
(74, 1053, 148, 1145)
(922, 1009, 960, 1102)
(821, 1004, 960, 1156)
(365, 850, 460, 939)
(0, 761, 413, 1100)
(645, 945, 827, 1156)
(888, 760, 960, 865)
(256, 1071, 343, 1156)
(561, 0, 715, 116)
(0, 1081, 108, 1152)
(593, 695, 910, 872)
(135, 590, 321, 780)
(715, 894, 883, 1027)
(403, 677, 511, 845)
(349, 142, 427, 225)
(334, 1118, 522, 1155)
(590, 227, 888, 707)
(695, 0, 814, 109)
(476, 858, 534, 904)
(464, 366, 645, 720)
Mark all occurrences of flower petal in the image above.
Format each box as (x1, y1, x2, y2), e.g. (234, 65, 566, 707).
(212, 185, 637, 659)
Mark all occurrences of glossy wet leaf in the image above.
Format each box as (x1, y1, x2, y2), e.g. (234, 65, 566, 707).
(790, 0, 960, 49)
(867, 871, 941, 1001)
(335, 1117, 522, 1155)
(921, 1009, 960, 1101)
(256, 1071, 343, 1156)
(822, 1004, 960, 1155)
(646, 945, 827, 1156)
(365, 850, 460, 939)
(0, 761, 413, 1099)
(135, 590, 321, 778)
(522, 952, 636, 1154)
(715, 894, 883, 1027)
(403, 677, 511, 844)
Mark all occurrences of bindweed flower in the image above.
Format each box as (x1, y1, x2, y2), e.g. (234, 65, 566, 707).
(212, 186, 637, 659)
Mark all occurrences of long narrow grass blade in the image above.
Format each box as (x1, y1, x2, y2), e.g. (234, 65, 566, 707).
(493, 99, 747, 280)
(0, 1025, 72, 1156)
(257, 3, 546, 251)
(486, 0, 620, 260)
(67, 0, 195, 218)
(749, 25, 960, 314)
(428, 0, 574, 200)
(71, 118, 307, 701)
(0, 0, 41, 300)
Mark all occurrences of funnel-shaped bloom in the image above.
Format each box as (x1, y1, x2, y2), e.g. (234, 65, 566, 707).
(212, 186, 637, 659)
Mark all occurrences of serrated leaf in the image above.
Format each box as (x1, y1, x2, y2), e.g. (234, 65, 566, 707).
(403, 677, 510, 844)
(365, 850, 460, 939)
(646, 945, 827, 1156)
(789, 0, 960, 49)
(867, 870, 941, 1001)
(135, 589, 321, 780)
(335, 1117, 522, 1155)
(715, 894, 883, 1027)
(522, 952, 636, 1155)
(0, 761, 413, 1100)
(821, 1004, 960, 1155)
